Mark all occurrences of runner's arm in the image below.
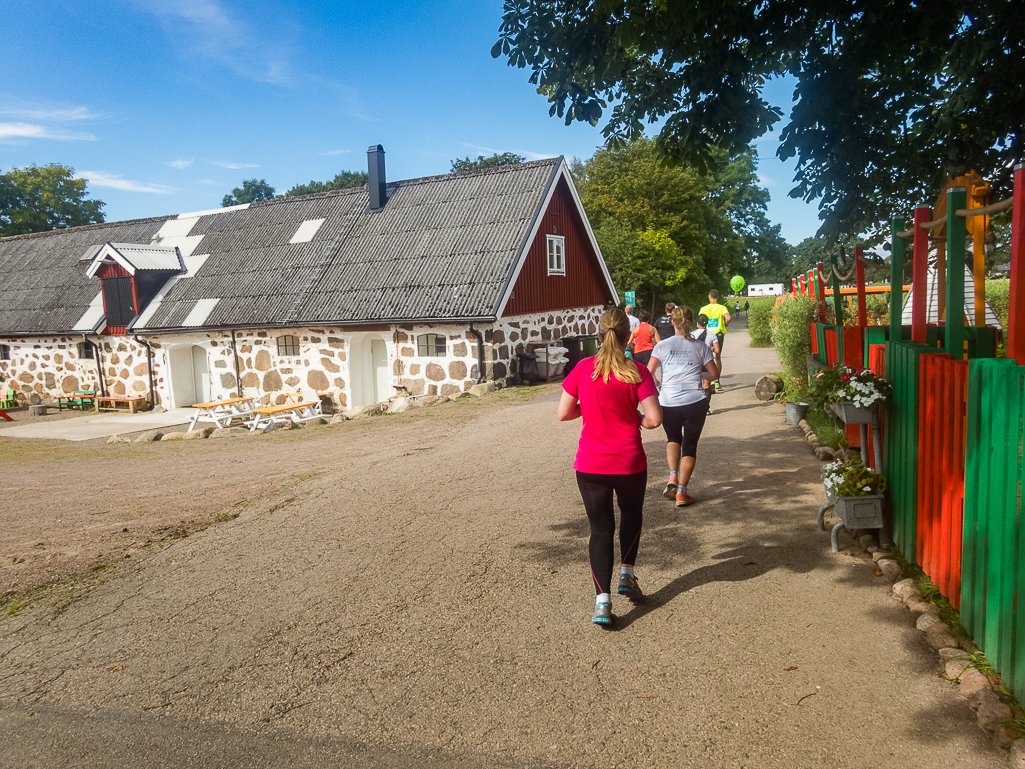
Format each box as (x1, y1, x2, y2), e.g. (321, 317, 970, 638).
(639, 394, 662, 429)
(557, 390, 581, 421)
(723, 311, 731, 326)
(704, 359, 720, 381)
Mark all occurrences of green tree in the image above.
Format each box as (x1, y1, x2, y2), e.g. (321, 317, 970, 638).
(222, 179, 276, 206)
(284, 170, 368, 197)
(450, 152, 526, 173)
(0, 164, 104, 237)
(574, 136, 782, 307)
(494, 0, 1024, 239)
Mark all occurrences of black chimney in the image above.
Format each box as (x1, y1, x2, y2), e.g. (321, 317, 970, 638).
(368, 144, 386, 211)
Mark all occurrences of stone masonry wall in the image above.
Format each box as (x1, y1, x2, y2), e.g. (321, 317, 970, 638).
(0, 306, 604, 409)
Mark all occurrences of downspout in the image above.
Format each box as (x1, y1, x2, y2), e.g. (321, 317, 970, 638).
(231, 330, 241, 396)
(132, 335, 156, 408)
(82, 334, 107, 397)
(468, 323, 485, 384)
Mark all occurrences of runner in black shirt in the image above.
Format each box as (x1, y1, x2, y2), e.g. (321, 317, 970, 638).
(654, 302, 676, 343)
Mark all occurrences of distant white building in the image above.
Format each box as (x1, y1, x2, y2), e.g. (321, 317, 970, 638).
(748, 283, 785, 297)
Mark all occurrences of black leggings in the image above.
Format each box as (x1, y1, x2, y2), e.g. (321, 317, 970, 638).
(576, 470, 647, 595)
(661, 401, 708, 458)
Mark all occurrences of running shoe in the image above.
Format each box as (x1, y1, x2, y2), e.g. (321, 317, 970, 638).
(592, 601, 613, 626)
(712, 380, 722, 390)
(662, 481, 678, 499)
(618, 573, 643, 601)
(676, 491, 695, 507)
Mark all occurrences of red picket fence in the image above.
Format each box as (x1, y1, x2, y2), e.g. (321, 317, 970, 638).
(916, 353, 969, 608)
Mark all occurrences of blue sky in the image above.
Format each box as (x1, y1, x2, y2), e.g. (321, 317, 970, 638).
(1, 0, 821, 245)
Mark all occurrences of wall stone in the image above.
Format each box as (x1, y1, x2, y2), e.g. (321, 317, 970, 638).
(448, 361, 467, 379)
(426, 363, 446, 381)
(220, 373, 237, 389)
(255, 349, 272, 372)
(263, 370, 283, 392)
(308, 370, 329, 391)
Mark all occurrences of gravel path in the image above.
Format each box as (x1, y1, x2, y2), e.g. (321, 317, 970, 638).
(0, 321, 1006, 768)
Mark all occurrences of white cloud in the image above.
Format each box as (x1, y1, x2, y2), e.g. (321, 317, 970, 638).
(76, 171, 175, 194)
(206, 160, 261, 169)
(323, 149, 350, 156)
(0, 105, 101, 122)
(0, 122, 96, 143)
(129, 0, 296, 86)
(166, 158, 194, 169)
(758, 174, 776, 187)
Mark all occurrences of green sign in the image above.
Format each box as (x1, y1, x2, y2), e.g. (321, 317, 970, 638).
(624, 291, 636, 305)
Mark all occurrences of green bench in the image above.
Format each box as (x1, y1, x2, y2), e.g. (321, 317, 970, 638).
(56, 390, 97, 411)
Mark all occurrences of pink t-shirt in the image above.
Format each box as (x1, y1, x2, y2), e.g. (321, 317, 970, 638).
(562, 357, 658, 475)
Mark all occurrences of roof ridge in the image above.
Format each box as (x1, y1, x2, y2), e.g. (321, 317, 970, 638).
(0, 214, 175, 243)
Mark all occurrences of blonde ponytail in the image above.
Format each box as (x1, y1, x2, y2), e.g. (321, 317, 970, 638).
(592, 308, 641, 384)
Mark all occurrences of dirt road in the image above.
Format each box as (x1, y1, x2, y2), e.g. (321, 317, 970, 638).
(0, 323, 1005, 768)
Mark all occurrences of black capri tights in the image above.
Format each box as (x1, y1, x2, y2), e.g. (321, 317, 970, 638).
(661, 400, 709, 458)
(576, 470, 647, 595)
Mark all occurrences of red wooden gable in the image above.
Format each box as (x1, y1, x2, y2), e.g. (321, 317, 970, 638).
(96, 261, 137, 336)
(503, 177, 613, 316)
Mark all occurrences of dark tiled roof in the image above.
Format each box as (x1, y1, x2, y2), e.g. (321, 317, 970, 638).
(0, 217, 173, 335)
(0, 158, 562, 335)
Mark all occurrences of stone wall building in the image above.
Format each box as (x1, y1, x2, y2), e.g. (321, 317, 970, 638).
(0, 148, 616, 411)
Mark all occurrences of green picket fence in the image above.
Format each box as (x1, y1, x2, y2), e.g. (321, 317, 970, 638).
(962, 359, 1025, 698)
(883, 340, 935, 558)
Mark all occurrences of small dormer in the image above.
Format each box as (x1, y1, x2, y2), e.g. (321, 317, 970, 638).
(84, 243, 185, 335)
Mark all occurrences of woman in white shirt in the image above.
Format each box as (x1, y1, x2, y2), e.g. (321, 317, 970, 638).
(647, 306, 720, 507)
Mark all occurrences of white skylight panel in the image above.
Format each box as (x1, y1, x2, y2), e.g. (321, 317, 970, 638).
(289, 218, 326, 244)
(72, 292, 105, 331)
(182, 298, 221, 327)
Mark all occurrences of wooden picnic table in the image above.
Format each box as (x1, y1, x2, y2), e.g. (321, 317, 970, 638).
(56, 391, 97, 411)
(96, 395, 149, 413)
(188, 396, 256, 432)
(248, 400, 323, 431)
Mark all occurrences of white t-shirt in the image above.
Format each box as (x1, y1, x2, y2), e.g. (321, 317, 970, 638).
(650, 335, 713, 407)
(691, 328, 716, 351)
(627, 314, 640, 330)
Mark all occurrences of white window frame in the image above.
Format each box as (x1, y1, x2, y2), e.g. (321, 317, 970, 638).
(546, 235, 565, 276)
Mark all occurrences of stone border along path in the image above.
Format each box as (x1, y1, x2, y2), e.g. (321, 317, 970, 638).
(0, 319, 1015, 768)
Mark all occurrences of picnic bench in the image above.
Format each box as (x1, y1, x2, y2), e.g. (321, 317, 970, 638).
(188, 396, 256, 432)
(56, 390, 97, 411)
(248, 392, 324, 431)
(97, 395, 149, 413)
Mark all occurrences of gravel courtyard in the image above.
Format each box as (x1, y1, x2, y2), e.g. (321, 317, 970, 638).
(0, 326, 1006, 768)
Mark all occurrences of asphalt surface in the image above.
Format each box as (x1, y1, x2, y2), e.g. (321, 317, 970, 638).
(0, 321, 1005, 768)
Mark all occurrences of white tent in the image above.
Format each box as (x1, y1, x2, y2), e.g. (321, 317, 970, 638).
(900, 257, 1002, 328)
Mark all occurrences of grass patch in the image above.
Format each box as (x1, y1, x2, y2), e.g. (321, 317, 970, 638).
(3, 561, 116, 619)
(805, 406, 845, 450)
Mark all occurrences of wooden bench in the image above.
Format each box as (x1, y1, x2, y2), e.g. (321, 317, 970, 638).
(56, 390, 97, 411)
(248, 400, 323, 431)
(188, 397, 255, 431)
(97, 395, 150, 413)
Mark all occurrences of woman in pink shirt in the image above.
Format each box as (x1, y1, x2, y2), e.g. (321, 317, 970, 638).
(558, 308, 662, 626)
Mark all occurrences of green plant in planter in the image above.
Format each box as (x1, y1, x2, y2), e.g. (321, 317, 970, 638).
(808, 364, 892, 412)
(769, 294, 815, 399)
(822, 454, 887, 498)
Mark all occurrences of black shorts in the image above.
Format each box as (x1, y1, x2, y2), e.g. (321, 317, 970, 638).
(660, 400, 709, 458)
(633, 349, 652, 366)
(715, 332, 725, 350)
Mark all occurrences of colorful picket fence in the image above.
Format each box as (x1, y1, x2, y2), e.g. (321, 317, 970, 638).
(801, 164, 1023, 699)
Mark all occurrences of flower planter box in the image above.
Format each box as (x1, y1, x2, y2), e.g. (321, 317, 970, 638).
(831, 401, 876, 424)
(834, 493, 885, 530)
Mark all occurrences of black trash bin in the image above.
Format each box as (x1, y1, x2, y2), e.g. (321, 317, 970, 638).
(516, 352, 539, 385)
(561, 336, 586, 374)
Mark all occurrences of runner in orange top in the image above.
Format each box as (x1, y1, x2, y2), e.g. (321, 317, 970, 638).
(628, 310, 660, 366)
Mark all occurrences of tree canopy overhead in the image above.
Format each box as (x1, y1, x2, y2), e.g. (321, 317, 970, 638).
(285, 170, 368, 197)
(0, 164, 104, 237)
(494, 0, 1024, 239)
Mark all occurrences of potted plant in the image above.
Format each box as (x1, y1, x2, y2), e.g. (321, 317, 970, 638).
(808, 364, 892, 424)
(821, 454, 887, 531)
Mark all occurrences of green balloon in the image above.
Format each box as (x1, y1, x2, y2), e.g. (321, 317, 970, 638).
(730, 275, 745, 292)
